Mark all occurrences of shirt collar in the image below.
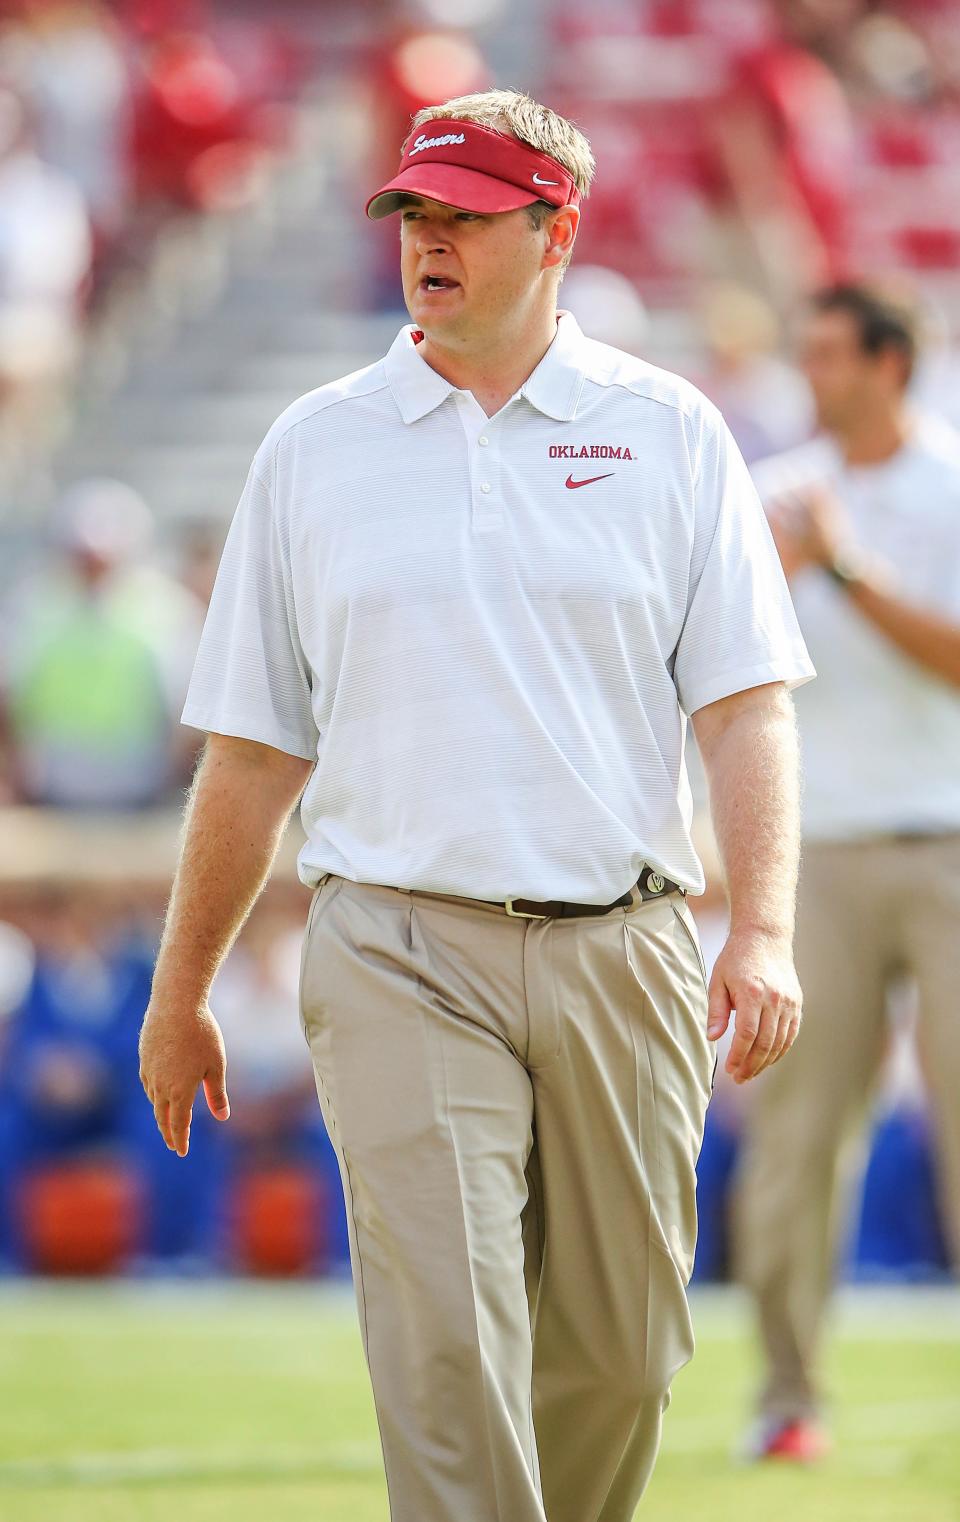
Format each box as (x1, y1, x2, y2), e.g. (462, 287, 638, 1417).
(520, 310, 587, 421)
(384, 310, 588, 425)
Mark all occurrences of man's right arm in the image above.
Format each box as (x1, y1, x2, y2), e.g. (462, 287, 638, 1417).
(139, 732, 313, 1157)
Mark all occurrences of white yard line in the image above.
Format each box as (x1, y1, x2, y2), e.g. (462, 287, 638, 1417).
(5, 1392, 958, 1487)
(0, 1441, 382, 1488)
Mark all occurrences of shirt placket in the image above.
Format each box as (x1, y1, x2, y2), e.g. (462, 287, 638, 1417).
(455, 393, 503, 534)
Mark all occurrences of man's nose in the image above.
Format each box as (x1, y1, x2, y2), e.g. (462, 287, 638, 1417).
(415, 225, 452, 255)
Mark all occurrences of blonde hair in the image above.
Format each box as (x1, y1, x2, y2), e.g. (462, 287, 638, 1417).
(409, 88, 594, 274)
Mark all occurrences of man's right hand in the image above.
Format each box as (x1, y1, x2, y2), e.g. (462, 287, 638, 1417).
(136, 732, 310, 1158)
(139, 1001, 230, 1158)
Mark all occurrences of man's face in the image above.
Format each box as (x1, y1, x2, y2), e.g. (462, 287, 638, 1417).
(799, 308, 895, 432)
(398, 195, 553, 346)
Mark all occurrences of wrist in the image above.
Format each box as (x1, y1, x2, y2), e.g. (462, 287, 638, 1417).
(727, 918, 793, 947)
(149, 967, 211, 1015)
(823, 549, 867, 589)
(823, 545, 892, 595)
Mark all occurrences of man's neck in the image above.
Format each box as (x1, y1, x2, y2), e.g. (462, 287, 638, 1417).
(837, 405, 912, 467)
(418, 307, 560, 419)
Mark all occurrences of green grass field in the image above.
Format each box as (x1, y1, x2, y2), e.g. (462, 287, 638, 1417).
(0, 1282, 957, 1522)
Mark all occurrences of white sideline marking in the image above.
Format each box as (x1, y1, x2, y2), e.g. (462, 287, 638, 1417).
(5, 1396, 959, 1485)
(0, 1442, 382, 1488)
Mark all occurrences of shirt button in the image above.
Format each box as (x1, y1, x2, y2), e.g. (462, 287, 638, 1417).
(480, 482, 491, 493)
(478, 435, 489, 447)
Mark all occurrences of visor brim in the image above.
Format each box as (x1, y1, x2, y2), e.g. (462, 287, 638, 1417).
(365, 163, 544, 220)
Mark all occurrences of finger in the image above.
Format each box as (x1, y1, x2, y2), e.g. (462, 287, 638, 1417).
(750, 1009, 784, 1078)
(767, 1006, 798, 1067)
(783, 487, 813, 517)
(707, 974, 732, 1041)
(724, 989, 763, 1077)
(168, 1095, 194, 1158)
(727, 990, 776, 1081)
(766, 499, 788, 528)
(761, 1016, 789, 1070)
(749, 996, 787, 1075)
(203, 1071, 231, 1122)
(773, 1012, 802, 1064)
(771, 492, 804, 529)
(765, 1006, 800, 1068)
(735, 1004, 779, 1083)
(153, 1098, 174, 1151)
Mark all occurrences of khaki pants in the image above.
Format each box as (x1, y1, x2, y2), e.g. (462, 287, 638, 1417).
(299, 875, 714, 1522)
(734, 836, 960, 1423)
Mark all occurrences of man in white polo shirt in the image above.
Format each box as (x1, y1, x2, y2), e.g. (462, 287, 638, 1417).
(139, 88, 813, 1522)
(735, 280, 960, 1462)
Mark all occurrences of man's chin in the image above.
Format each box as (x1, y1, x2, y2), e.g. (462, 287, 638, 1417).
(407, 306, 466, 343)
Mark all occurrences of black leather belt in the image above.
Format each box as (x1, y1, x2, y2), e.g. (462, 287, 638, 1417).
(496, 870, 683, 919)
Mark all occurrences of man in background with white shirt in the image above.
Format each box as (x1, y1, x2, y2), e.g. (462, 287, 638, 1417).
(736, 280, 960, 1462)
(138, 88, 813, 1522)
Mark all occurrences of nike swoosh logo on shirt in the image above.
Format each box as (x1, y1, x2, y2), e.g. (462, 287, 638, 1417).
(565, 473, 615, 489)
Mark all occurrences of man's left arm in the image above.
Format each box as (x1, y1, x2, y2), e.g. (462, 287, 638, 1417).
(691, 681, 803, 1085)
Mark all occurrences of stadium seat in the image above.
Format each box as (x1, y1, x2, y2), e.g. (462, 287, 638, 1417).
(231, 1165, 328, 1276)
(18, 1160, 142, 1275)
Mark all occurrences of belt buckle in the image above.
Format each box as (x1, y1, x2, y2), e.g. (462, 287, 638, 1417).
(504, 897, 550, 919)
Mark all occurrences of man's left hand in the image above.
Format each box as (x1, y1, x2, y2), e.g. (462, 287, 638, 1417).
(706, 928, 802, 1083)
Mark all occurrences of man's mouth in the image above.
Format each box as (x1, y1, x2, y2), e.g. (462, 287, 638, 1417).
(421, 276, 460, 292)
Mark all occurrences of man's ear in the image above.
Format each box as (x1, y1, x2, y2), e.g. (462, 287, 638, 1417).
(543, 206, 580, 271)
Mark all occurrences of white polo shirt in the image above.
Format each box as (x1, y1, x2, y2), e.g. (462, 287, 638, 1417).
(751, 415, 960, 842)
(183, 312, 813, 900)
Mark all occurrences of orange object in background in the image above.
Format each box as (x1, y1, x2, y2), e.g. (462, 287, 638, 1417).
(232, 1166, 327, 1277)
(20, 1162, 142, 1275)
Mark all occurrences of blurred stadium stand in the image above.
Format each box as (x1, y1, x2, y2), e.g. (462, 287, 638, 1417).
(0, 0, 957, 1280)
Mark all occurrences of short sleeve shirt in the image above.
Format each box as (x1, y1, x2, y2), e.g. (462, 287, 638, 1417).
(751, 417, 960, 841)
(183, 312, 813, 898)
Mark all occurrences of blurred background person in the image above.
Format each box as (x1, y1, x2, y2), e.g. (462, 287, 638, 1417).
(559, 262, 650, 355)
(0, 872, 233, 1273)
(0, 81, 91, 486)
(2, 0, 133, 247)
(0, 883, 147, 1270)
(695, 279, 812, 462)
(708, 0, 859, 307)
(734, 279, 960, 1461)
(0, 476, 203, 807)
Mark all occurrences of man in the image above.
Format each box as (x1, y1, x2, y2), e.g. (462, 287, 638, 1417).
(736, 281, 960, 1462)
(139, 88, 813, 1522)
(0, 478, 202, 808)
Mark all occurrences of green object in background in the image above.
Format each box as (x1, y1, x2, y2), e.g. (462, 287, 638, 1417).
(10, 604, 167, 747)
(0, 1286, 957, 1522)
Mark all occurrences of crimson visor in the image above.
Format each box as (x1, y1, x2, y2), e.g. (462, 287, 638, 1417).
(365, 119, 582, 220)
